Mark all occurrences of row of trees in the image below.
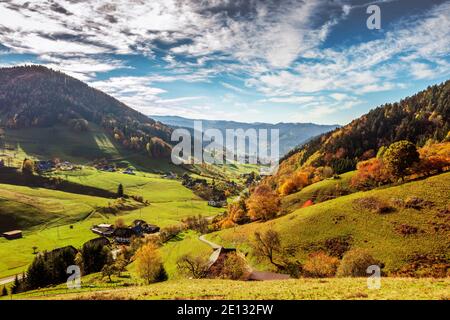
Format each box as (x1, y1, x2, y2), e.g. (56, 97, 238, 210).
(351, 140, 450, 189)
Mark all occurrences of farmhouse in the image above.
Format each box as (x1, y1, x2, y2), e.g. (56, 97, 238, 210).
(208, 200, 227, 208)
(123, 168, 135, 175)
(35, 160, 56, 172)
(91, 224, 114, 237)
(91, 220, 160, 244)
(2, 230, 22, 240)
(131, 219, 160, 234)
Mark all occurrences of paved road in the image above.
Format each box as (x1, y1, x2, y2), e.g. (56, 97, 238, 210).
(198, 235, 222, 250)
(0, 274, 21, 286)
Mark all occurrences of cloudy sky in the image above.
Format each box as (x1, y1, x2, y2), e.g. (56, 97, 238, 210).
(0, 0, 449, 125)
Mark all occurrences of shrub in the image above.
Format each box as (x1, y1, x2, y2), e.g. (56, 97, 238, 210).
(394, 224, 419, 236)
(220, 253, 249, 280)
(303, 252, 339, 278)
(324, 235, 352, 258)
(337, 249, 381, 277)
(393, 254, 449, 278)
(353, 197, 394, 214)
(404, 196, 433, 209)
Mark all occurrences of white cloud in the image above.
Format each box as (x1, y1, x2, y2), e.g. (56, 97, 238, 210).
(263, 96, 316, 104)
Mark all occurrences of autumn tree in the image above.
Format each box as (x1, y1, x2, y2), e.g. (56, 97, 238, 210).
(351, 158, 391, 189)
(252, 229, 284, 269)
(383, 140, 419, 180)
(220, 253, 250, 280)
(22, 158, 34, 175)
(227, 199, 249, 225)
(114, 253, 128, 277)
(134, 242, 166, 284)
(246, 185, 280, 221)
(115, 218, 126, 228)
(176, 254, 209, 279)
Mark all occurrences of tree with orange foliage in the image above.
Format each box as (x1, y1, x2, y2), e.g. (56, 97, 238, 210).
(351, 157, 391, 190)
(246, 185, 280, 221)
(279, 170, 310, 196)
(227, 200, 249, 225)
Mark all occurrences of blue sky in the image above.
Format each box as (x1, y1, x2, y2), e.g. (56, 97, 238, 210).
(0, 0, 449, 125)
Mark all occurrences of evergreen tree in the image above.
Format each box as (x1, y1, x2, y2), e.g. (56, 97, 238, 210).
(117, 183, 124, 198)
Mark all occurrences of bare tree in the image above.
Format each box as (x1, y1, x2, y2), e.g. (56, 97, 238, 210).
(176, 254, 209, 279)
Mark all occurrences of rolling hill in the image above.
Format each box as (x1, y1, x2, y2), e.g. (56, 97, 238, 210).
(0, 66, 173, 165)
(208, 172, 450, 274)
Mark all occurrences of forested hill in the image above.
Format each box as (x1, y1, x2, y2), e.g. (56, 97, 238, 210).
(280, 80, 450, 175)
(0, 65, 172, 156)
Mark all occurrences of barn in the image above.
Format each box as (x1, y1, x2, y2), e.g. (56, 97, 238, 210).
(2, 230, 23, 240)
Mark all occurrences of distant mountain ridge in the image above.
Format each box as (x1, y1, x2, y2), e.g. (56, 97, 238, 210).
(151, 115, 339, 156)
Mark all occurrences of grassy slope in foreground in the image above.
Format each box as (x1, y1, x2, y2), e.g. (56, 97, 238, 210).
(208, 172, 450, 273)
(7, 278, 449, 300)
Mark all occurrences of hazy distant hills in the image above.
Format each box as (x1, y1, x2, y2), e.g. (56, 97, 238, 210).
(151, 115, 339, 156)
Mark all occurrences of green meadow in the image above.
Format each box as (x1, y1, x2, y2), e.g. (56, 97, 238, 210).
(0, 169, 223, 279)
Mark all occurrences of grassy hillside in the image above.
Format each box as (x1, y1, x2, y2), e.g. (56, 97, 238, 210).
(6, 277, 449, 300)
(208, 172, 450, 273)
(281, 171, 355, 212)
(0, 124, 181, 173)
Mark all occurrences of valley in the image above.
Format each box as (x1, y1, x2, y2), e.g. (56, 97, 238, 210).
(0, 66, 448, 301)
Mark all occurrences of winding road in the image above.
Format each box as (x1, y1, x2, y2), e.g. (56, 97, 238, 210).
(0, 274, 22, 286)
(198, 234, 221, 250)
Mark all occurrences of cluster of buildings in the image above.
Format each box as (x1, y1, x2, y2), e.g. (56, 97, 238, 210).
(35, 160, 77, 172)
(91, 219, 160, 244)
(96, 164, 135, 175)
